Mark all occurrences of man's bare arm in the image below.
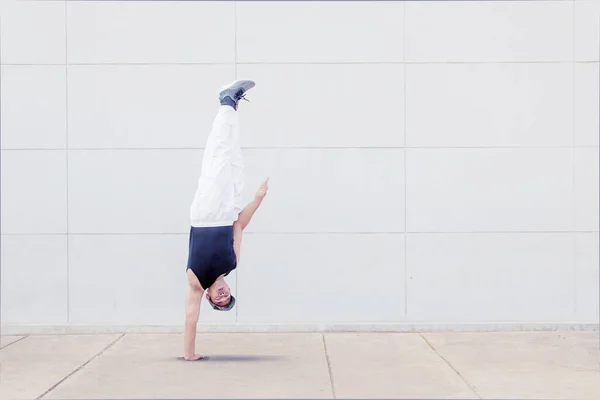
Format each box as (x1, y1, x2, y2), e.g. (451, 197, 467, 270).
(233, 178, 269, 263)
(183, 271, 205, 360)
(237, 178, 269, 230)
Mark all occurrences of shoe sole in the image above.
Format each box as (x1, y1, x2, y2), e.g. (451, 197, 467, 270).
(219, 80, 255, 95)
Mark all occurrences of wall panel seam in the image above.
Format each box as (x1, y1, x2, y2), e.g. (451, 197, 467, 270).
(572, 0, 578, 315)
(65, 0, 70, 323)
(4, 231, 596, 237)
(403, 0, 408, 318)
(4, 146, 598, 151)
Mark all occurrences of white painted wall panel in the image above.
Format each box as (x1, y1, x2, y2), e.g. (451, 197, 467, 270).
(0, 150, 67, 234)
(405, 63, 573, 147)
(406, 233, 575, 322)
(68, 234, 236, 324)
(405, 148, 573, 232)
(67, 65, 235, 148)
(405, 1, 573, 62)
(0, 1, 65, 64)
(575, 232, 600, 321)
(0, 0, 595, 329)
(575, 0, 600, 61)
(0, 235, 67, 324)
(236, 1, 404, 63)
(66, 2, 235, 64)
(237, 234, 404, 323)
(575, 63, 600, 146)
(238, 64, 404, 147)
(240, 149, 405, 233)
(1, 66, 66, 149)
(574, 147, 599, 232)
(236, 64, 404, 148)
(68, 150, 201, 234)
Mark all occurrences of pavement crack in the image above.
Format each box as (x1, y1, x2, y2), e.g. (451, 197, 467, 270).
(322, 334, 337, 399)
(0, 335, 29, 350)
(419, 333, 482, 399)
(36, 333, 125, 399)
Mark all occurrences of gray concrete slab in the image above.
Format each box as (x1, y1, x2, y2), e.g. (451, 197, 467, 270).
(423, 331, 600, 400)
(3, 331, 599, 400)
(0, 335, 25, 348)
(43, 333, 333, 399)
(324, 333, 479, 399)
(0, 334, 122, 400)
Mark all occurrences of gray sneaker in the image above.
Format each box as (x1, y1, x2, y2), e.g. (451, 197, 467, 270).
(218, 80, 255, 105)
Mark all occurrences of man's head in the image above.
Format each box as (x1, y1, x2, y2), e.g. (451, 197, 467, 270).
(206, 277, 235, 311)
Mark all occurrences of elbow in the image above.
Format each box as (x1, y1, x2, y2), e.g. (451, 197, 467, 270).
(233, 220, 243, 233)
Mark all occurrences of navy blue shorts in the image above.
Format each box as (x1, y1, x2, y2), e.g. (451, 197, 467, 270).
(186, 225, 237, 289)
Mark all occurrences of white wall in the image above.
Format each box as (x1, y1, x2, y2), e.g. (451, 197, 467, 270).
(1, 0, 598, 330)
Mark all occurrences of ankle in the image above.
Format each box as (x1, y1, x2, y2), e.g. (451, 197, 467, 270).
(220, 96, 237, 110)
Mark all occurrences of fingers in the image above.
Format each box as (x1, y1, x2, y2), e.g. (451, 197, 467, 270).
(178, 355, 209, 361)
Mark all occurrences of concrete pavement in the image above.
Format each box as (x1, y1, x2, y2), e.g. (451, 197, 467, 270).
(0, 332, 598, 399)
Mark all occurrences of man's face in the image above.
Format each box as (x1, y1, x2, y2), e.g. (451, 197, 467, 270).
(207, 281, 231, 307)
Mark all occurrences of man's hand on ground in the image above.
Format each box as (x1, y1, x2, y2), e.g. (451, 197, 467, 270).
(255, 178, 269, 199)
(183, 354, 208, 361)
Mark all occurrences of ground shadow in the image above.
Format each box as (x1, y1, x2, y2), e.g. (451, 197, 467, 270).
(176, 354, 284, 363)
(207, 354, 284, 362)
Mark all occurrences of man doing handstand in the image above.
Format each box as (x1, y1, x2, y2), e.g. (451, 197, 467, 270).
(183, 80, 267, 360)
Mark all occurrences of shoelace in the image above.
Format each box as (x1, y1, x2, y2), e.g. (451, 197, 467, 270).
(235, 88, 250, 103)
